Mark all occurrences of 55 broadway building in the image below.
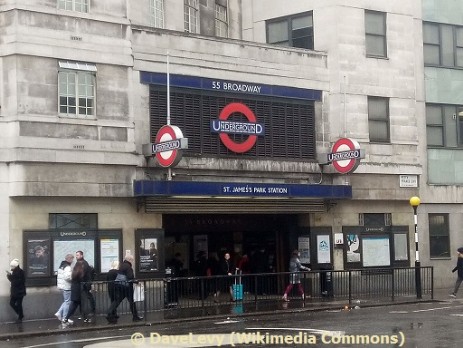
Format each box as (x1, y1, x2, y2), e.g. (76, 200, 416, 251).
(0, 0, 459, 321)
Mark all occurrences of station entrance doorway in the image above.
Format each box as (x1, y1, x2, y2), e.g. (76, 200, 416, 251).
(163, 214, 300, 276)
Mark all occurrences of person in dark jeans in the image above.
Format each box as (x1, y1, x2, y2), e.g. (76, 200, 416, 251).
(6, 259, 26, 323)
(106, 255, 142, 323)
(75, 250, 96, 315)
(62, 261, 87, 325)
(450, 247, 463, 298)
(107, 260, 120, 318)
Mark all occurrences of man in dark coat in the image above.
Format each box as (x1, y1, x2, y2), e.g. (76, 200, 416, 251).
(75, 250, 96, 315)
(450, 247, 463, 298)
(7, 259, 26, 323)
(106, 255, 142, 323)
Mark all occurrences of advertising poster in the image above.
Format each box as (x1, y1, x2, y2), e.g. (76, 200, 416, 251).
(53, 240, 95, 273)
(139, 238, 159, 272)
(27, 239, 50, 277)
(346, 234, 361, 263)
(317, 235, 331, 264)
(100, 238, 120, 273)
(362, 236, 390, 267)
(298, 237, 310, 263)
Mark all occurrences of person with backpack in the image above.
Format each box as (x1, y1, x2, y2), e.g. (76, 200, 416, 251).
(55, 254, 74, 321)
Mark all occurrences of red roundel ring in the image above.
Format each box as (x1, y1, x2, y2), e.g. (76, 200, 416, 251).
(155, 125, 183, 167)
(218, 102, 257, 153)
(331, 138, 360, 174)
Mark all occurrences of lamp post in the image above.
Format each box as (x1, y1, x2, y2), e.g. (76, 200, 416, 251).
(409, 196, 421, 299)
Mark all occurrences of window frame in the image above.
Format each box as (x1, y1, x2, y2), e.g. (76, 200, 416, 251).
(367, 96, 390, 143)
(428, 213, 450, 258)
(423, 21, 463, 68)
(58, 61, 97, 118)
(184, 0, 199, 34)
(425, 104, 445, 147)
(215, 3, 228, 38)
(266, 11, 314, 50)
(57, 0, 89, 13)
(365, 10, 387, 58)
(150, 0, 164, 29)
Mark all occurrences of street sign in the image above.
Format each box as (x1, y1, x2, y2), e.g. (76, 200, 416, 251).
(153, 125, 188, 167)
(328, 138, 364, 174)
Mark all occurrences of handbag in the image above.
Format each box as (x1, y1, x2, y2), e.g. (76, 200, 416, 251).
(133, 283, 145, 302)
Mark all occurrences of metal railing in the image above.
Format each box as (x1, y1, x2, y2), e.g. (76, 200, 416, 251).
(83, 266, 433, 320)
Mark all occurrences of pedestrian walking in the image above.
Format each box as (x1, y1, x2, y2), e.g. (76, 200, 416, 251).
(282, 250, 310, 302)
(107, 260, 120, 319)
(214, 252, 235, 302)
(62, 260, 87, 325)
(55, 253, 74, 321)
(6, 259, 26, 323)
(106, 255, 143, 323)
(75, 250, 96, 316)
(450, 247, 463, 298)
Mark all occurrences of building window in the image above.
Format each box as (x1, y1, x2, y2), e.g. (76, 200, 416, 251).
(368, 96, 389, 143)
(184, 0, 198, 33)
(49, 213, 98, 230)
(423, 22, 440, 65)
(429, 213, 450, 258)
(215, 3, 228, 38)
(267, 12, 313, 50)
(423, 22, 463, 68)
(150, 0, 164, 28)
(425, 103, 463, 148)
(365, 10, 387, 58)
(58, 61, 96, 118)
(58, 0, 88, 12)
(426, 104, 444, 147)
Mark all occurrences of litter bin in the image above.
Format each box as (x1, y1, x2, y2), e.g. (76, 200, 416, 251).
(165, 267, 178, 307)
(319, 265, 333, 298)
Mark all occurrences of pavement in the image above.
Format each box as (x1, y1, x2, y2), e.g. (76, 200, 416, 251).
(0, 288, 455, 341)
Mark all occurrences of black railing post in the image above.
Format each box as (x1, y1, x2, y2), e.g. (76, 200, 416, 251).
(391, 268, 395, 302)
(348, 270, 352, 307)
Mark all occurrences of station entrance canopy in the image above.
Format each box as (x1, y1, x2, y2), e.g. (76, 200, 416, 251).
(133, 180, 352, 214)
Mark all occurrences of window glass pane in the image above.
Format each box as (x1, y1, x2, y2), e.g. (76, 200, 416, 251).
(426, 105, 443, 125)
(423, 23, 439, 44)
(369, 120, 389, 142)
(456, 27, 463, 46)
(292, 26, 313, 49)
(444, 106, 458, 147)
(151, 0, 164, 28)
(368, 98, 387, 119)
(268, 21, 288, 43)
(456, 48, 463, 67)
(49, 213, 97, 230)
(394, 234, 408, 261)
(441, 25, 454, 66)
(363, 213, 385, 226)
(292, 15, 312, 30)
(427, 127, 444, 146)
(366, 35, 386, 56)
(423, 45, 440, 65)
(429, 213, 450, 258)
(365, 11, 385, 35)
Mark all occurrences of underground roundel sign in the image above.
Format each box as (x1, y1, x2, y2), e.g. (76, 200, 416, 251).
(154, 125, 187, 168)
(328, 138, 363, 174)
(211, 102, 264, 153)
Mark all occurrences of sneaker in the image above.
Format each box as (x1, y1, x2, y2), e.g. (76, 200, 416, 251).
(67, 319, 74, 324)
(54, 312, 62, 321)
(282, 295, 290, 302)
(83, 318, 91, 323)
(302, 294, 305, 301)
(450, 293, 457, 298)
